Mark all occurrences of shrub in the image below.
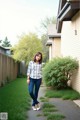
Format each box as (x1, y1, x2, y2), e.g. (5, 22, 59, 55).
(43, 57, 78, 89)
(17, 74, 26, 78)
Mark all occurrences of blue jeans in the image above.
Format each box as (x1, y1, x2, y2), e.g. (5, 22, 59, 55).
(28, 77, 41, 106)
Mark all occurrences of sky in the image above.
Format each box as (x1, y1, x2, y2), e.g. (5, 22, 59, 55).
(0, 0, 59, 46)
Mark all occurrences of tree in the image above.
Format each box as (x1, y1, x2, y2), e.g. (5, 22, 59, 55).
(41, 16, 57, 33)
(0, 40, 2, 43)
(2, 37, 12, 47)
(0, 40, 2, 45)
(12, 33, 43, 65)
(41, 34, 49, 62)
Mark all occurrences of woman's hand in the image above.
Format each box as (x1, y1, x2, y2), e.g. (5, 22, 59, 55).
(27, 79, 30, 85)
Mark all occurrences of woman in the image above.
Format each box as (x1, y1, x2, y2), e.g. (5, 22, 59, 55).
(27, 52, 42, 111)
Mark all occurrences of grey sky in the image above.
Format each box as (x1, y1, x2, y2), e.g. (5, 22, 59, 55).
(0, 0, 59, 46)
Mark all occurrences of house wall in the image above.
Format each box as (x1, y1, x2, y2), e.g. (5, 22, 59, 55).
(6, 49, 11, 55)
(0, 48, 5, 54)
(61, 11, 80, 93)
(48, 38, 61, 60)
(52, 38, 61, 58)
(0, 47, 11, 55)
(49, 45, 52, 60)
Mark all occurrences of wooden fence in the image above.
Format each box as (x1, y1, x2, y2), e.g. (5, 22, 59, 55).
(0, 53, 18, 86)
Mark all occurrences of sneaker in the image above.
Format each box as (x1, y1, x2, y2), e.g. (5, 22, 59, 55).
(32, 106, 37, 111)
(36, 103, 41, 111)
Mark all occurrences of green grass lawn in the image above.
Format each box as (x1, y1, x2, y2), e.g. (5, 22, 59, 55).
(0, 78, 31, 120)
(40, 96, 49, 102)
(47, 114, 65, 120)
(42, 103, 65, 120)
(45, 88, 80, 100)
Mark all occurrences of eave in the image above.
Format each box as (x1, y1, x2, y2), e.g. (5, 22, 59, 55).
(57, 1, 80, 33)
(48, 34, 61, 38)
(46, 39, 52, 46)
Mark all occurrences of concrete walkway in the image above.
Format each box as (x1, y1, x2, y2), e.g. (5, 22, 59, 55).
(49, 98, 80, 120)
(27, 85, 80, 120)
(73, 99, 80, 107)
(27, 85, 46, 120)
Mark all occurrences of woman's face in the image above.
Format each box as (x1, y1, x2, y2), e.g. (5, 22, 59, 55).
(36, 54, 41, 62)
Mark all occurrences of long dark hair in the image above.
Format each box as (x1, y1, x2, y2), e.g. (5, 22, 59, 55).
(33, 52, 42, 64)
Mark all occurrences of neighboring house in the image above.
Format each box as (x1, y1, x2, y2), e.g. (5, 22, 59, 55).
(0, 45, 11, 56)
(56, 0, 80, 93)
(46, 0, 80, 93)
(46, 24, 61, 60)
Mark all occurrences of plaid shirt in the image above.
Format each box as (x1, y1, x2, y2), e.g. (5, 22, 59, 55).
(27, 61, 42, 79)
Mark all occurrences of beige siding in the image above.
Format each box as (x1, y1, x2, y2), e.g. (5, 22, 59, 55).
(52, 38, 61, 58)
(48, 37, 61, 60)
(71, 62, 80, 93)
(49, 45, 52, 60)
(61, 11, 80, 93)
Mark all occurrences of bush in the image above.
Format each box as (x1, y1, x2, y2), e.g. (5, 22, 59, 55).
(43, 57, 78, 89)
